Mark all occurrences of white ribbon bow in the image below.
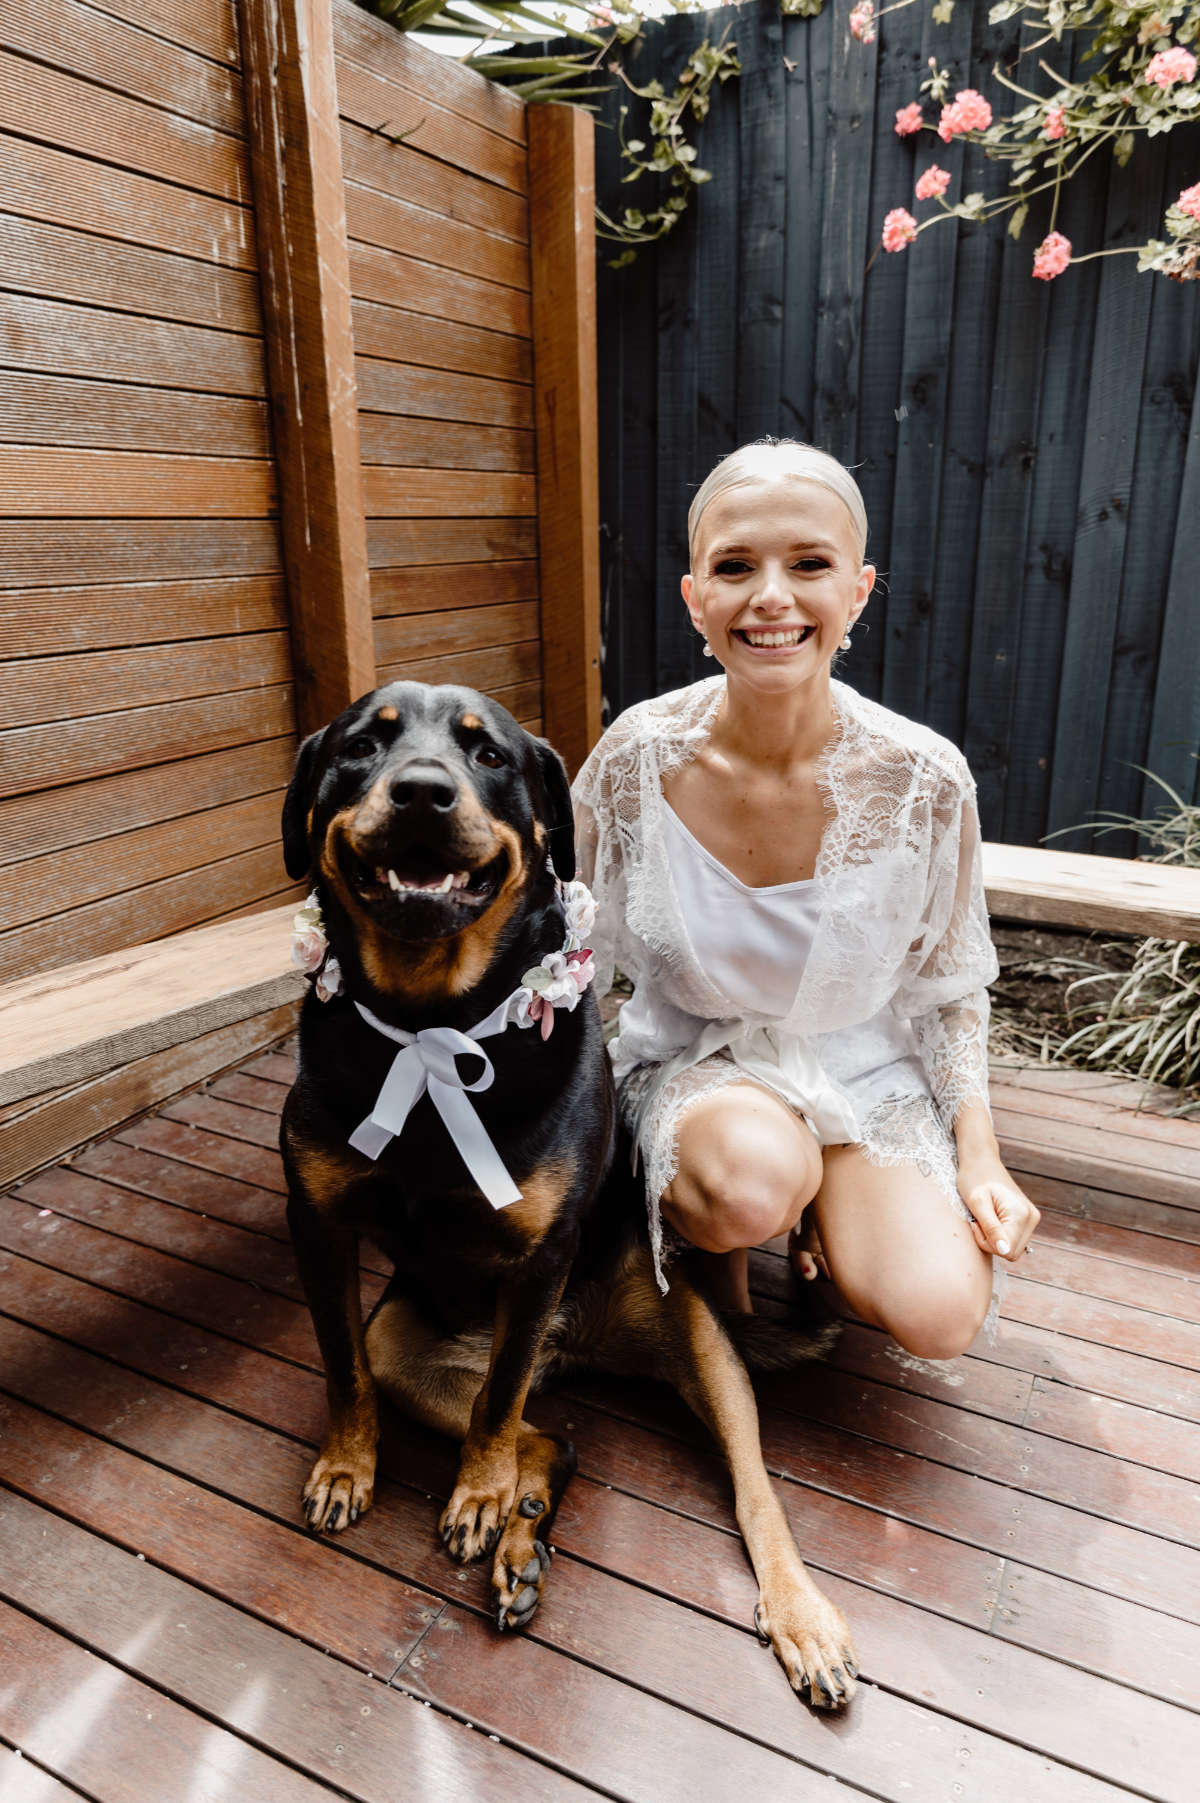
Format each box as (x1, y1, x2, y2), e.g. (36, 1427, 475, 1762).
(348, 993, 527, 1208)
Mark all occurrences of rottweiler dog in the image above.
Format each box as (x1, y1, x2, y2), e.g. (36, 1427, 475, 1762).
(280, 681, 859, 1705)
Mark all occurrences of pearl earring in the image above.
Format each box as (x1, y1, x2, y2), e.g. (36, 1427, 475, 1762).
(701, 639, 714, 658)
(840, 631, 852, 651)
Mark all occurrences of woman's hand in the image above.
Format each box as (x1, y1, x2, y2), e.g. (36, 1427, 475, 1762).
(957, 1160, 1041, 1262)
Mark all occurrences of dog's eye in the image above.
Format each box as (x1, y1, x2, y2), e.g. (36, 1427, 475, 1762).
(344, 734, 377, 760)
(473, 745, 507, 769)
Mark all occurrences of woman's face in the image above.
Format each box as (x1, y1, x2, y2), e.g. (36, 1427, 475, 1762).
(682, 476, 874, 690)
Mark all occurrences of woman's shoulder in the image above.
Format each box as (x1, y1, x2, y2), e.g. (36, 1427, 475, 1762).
(837, 682, 974, 796)
(578, 676, 724, 775)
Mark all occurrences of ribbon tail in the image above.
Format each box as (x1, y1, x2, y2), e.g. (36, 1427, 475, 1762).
(429, 1078, 522, 1209)
(349, 1045, 428, 1163)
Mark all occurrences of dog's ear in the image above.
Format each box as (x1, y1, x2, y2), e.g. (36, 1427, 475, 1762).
(281, 727, 327, 880)
(533, 738, 576, 883)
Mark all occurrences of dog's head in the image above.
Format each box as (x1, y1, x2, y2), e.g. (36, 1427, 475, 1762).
(282, 683, 575, 1003)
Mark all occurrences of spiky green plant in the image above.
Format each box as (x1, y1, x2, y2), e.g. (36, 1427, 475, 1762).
(1057, 768, 1200, 1110)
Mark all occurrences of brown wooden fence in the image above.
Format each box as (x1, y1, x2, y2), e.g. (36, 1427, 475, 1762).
(0, 0, 598, 986)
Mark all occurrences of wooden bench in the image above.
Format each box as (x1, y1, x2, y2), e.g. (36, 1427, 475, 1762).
(0, 907, 303, 1190)
(2, 842, 1196, 1193)
(982, 842, 1200, 944)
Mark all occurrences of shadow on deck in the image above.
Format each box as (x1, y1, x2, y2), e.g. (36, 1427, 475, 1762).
(0, 1045, 1197, 1801)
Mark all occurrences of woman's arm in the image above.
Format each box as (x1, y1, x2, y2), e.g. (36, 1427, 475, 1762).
(898, 765, 1039, 1261)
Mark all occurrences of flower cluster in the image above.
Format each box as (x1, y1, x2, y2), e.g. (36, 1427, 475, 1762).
(519, 878, 598, 1040)
(1033, 229, 1072, 279)
(1146, 45, 1197, 88)
(849, 1, 876, 43)
(937, 87, 993, 141)
(291, 895, 342, 1002)
(871, 3, 1200, 284)
(915, 163, 951, 200)
(881, 206, 918, 251)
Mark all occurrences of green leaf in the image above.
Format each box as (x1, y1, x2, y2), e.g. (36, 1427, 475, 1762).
(1008, 201, 1029, 238)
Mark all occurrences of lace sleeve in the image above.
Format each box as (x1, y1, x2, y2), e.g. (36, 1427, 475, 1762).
(894, 761, 999, 1133)
(572, 712, 642, 1002)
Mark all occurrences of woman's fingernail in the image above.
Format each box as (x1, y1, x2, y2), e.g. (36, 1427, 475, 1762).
(996, 1239, 1010, 1256)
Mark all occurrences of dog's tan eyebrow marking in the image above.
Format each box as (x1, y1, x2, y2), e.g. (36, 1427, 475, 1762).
(460, 713, 484, 731)
(376, 706, 398, 722)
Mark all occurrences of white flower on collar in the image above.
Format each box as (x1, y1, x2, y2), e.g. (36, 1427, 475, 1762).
(560, 877, 597, 950)
(290, 893, 343, 1000)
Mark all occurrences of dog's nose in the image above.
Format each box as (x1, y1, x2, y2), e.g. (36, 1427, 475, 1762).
(389, 763, 459, 815)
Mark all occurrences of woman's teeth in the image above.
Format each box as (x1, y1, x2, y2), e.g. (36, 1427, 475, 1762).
(377, 867, 470, 894)
(739, 626, 814, 647)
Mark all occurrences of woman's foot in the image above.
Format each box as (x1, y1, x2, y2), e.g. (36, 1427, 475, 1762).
(788, 1215, 829, 1283)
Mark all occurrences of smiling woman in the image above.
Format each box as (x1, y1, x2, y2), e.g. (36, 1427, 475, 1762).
(574, 437, 1041, 1359)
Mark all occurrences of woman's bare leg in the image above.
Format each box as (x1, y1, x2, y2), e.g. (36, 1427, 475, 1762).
(812, 1144, 994, 1359)
(661, 1084, 823, 1311)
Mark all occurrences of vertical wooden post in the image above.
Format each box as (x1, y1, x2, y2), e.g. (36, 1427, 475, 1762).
(528, 103, 602, 774)
(239, 0, 375, 737)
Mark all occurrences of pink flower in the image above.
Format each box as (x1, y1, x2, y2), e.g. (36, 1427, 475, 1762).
(915, 164, 951, 200)
(565, 948, 595, 993)
(938, 88, 993, 141)
(1043, 104, 1066, 141)
(849, 1, 875, 43)
(315, 955, 342, 1003)
(291, 925, 326, 975)
(1147, 46, 1197, 88)
(895, 102, 923, 137)
(588, 2, 614, 22)
(881, 207, 918, 252)
(1032, 230, 1071, 280)
(1179, 182, 1200, 220)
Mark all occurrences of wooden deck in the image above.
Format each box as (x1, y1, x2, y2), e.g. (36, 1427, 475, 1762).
(1, 1044, 1198, 1802)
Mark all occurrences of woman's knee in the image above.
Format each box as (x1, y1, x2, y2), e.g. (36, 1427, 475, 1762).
(665, 1097, 821, 1251)
(877, 1277, 992, 1361)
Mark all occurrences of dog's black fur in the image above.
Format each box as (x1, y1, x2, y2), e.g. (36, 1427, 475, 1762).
(280, 681, 858, 1699)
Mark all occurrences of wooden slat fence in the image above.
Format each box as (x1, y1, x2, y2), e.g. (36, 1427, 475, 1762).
(0, 0, 599, 990)
(594, 0, 1200, 850)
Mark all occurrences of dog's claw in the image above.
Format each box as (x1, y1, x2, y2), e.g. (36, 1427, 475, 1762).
(753, 1604, 771, 1647)
(518, 1494, 546, 1518)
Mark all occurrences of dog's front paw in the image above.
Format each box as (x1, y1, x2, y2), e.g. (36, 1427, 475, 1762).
(302, 1449, 375, 1534)
(755, 1583, 858, 1709)
(438, 1477, 515, 1564)
(492, 1503, 553, 1631)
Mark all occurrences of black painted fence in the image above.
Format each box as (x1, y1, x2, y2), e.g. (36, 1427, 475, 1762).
(591, 0, 1200, 850)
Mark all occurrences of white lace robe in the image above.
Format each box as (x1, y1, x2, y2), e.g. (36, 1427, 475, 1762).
(572, 676, 1000, 1289)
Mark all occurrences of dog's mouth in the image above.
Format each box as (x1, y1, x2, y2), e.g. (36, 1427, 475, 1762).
(344, 843, 508, 921)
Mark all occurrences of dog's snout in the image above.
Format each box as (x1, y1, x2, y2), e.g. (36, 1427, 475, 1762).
(389, 763, 459, 816)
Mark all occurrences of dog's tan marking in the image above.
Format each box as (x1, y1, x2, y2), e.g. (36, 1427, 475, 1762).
(377, 705, 398, 721)
(285, 1133, 368, 1212)
(460, 713, 484, 731)
(504, 1155, 574, 1249)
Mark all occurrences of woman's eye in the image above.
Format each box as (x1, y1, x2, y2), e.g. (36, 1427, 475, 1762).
(714, 558, 751, 576)
(795, 557, 830, 573)
(473, 744, 506, 769)
(345, 735, 376, 760)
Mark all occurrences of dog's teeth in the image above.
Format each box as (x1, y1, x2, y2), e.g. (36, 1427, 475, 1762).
(386, 869, 402, 893)
(451, 871, 470, 889)
(437, 872, 455, 893)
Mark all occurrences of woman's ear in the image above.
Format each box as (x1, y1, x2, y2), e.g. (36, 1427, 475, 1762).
(681, 572, 702, 633)
(851, 563, 876, 622)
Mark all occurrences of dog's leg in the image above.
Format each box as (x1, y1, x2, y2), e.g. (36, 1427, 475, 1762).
(367, 1289, 575, 1630)
(594, 1251, 858, 1708)
(287, 1193, 377, 1533)
(437, 1243, 572, 1567)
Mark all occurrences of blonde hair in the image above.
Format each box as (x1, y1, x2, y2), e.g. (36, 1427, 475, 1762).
(687, 439, 869, 569)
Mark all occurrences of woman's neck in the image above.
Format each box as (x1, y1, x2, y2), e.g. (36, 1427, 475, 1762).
(709, 671, 839, 774)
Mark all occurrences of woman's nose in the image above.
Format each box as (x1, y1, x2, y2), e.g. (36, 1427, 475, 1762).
(751, 564, 791, 609)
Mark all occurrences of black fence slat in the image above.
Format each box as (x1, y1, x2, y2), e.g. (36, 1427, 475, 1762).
(780, 6, 825, 444)
(814, 0, 880, 463)
(734, 2, 787, 444)
(1048, 150, 1161, 847)
(1144, 369, 1200, 816)
(881, 0, 974, 727)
